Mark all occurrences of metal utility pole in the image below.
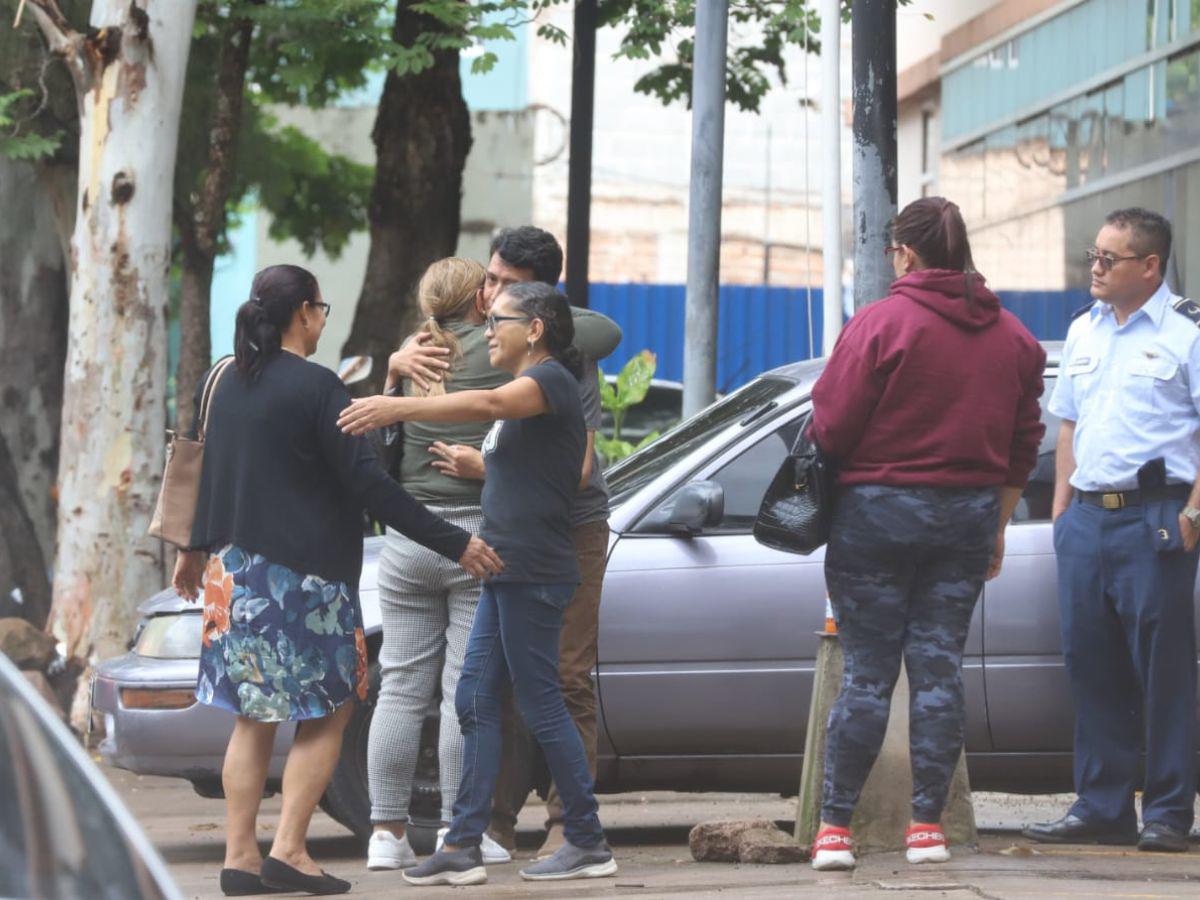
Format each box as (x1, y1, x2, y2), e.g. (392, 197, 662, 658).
(820, 0, 843, 351)
(851, 0, 898, 310)
(682, 0, 728, 419)
(565, 0, 598, 308)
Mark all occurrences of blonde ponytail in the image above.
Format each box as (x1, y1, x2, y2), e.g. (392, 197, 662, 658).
(411, 257, 485, 397)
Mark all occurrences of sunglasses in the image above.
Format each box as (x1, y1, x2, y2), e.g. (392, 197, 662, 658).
(485, 313, 533, 331)
(1085, 248, 1147, 273)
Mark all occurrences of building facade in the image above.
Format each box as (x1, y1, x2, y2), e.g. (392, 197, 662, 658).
(900, 0, 1200, 308)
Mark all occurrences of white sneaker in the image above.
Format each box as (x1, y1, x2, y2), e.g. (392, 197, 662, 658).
(437, 827, 513, 864)
(367, 829, 418, 870)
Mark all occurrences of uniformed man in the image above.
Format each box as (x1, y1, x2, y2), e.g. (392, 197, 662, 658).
(1023, 208, 1200, 853)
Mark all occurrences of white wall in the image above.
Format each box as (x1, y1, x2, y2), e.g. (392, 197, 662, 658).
(527, 5, 852, 285)
(896, 0, 1001, 71)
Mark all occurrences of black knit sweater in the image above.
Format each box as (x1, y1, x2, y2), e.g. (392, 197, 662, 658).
(188, 352, 470, 584)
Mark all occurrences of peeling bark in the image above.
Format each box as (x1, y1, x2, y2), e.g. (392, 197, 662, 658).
(175, 11, 254, 436)
(340, 0, 472, 393)
(34, 0, 199, 666)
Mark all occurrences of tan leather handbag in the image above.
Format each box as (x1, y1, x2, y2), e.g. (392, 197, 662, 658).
(148, 356, 235, 548)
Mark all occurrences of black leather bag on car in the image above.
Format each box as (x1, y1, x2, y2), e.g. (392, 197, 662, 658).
(753, 425, 834, 555)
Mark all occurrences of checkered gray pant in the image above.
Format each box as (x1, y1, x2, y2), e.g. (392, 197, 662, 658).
(367, 504, 483, 824)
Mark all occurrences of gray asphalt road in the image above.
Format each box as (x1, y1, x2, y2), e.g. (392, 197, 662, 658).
(103, 766, 1200, 899)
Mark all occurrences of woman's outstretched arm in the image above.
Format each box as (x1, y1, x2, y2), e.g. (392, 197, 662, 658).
(337, 376, 548, 435)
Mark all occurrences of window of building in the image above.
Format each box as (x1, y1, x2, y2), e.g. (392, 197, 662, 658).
(920, 108, 936, 197)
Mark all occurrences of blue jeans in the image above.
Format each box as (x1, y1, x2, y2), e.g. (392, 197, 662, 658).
(443, 582, 605, 849)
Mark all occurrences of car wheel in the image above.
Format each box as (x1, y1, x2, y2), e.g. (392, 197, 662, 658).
(319, 662, 445, 848)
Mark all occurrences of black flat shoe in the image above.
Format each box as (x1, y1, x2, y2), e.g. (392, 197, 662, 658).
(1021, 813, 1137, 846)
(1139, 821, 1190, 853)
(260, 856, 351, 895)
(220, 868, 287, 896)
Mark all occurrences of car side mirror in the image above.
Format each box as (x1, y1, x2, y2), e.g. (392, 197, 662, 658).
(642, 480, 724, 536)
(337, 355, 373, 386)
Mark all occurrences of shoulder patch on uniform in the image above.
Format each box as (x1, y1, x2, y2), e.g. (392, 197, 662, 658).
(1070, 302, 1094, 321)
(1172, 297, 1200, 327)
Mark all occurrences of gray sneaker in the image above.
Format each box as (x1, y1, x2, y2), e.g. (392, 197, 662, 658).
(401, 845, 486, 887)
(519, 840, 618, 881)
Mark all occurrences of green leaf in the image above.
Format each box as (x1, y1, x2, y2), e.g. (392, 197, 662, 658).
(615, 349, 656, 410)
(596, 435, 635, 467)
(598, 368, 619, 411)
(0, 89, 63, 161)
(0, 132, 60, 160)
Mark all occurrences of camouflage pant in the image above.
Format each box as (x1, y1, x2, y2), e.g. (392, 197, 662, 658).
(821, 485, 999, 827)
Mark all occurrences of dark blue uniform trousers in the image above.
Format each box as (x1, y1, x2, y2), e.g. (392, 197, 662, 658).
(1055, 496, 1198, 832)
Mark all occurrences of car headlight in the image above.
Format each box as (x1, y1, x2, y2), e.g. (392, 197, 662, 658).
(135, 613, 202, 659)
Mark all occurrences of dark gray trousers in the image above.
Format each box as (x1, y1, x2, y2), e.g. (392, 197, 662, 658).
(821, 485, 999, 827)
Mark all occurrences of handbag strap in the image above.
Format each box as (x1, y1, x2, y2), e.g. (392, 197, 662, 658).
(196, 356, 235, 441)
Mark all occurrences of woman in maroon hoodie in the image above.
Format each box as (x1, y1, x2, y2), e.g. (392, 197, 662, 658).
(807, 198, 1045, 871)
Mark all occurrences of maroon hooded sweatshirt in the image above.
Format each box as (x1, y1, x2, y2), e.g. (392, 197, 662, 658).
(811, 269, 1046, 489)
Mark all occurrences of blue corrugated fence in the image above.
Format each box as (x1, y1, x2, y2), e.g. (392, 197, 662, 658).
(588, 282, 1088, 391)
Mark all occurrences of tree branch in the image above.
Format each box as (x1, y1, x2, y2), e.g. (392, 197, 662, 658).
(26, 0, 91, 99)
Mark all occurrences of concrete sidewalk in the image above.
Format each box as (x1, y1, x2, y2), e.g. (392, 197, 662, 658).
(104, 766, 1200, 898)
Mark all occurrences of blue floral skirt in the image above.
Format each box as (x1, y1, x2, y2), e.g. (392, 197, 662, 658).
(196, 544, 367, 723)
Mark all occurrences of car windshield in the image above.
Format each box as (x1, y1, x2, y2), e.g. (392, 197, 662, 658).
(606, 376, 799, 507)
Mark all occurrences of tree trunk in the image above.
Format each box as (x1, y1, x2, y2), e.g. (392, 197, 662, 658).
(176, 238, 212, 435)
(0, 158, 70, 627)
(36, 0, 199, 670)
(175, 12, 254, 437)
(340, 0, 472, 393)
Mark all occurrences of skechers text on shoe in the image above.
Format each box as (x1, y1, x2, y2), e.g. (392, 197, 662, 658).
(905, 824, 951, 864)
(811, 826, 855, 871)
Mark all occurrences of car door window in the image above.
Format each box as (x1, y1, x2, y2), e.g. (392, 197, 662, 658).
(1010, 376, 1060, 524)
(708, 417, 803, 533)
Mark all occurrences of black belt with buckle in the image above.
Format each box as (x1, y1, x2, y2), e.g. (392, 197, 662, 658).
(1076, 484, 1191, 509)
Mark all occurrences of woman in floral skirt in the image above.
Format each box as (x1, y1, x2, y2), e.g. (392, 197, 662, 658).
(171, 264, 503, 897)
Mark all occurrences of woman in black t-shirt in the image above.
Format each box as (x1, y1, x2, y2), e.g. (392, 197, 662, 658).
(172, 264, 502, 897)
(339, 283, 617, 886)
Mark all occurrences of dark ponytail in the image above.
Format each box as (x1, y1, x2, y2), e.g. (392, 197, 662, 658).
(892, 196, 977, 304)
(503, 282, 583, 380)
(234, 264, 320, 380)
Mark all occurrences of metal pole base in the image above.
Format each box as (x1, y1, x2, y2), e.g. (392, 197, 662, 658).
(794, 637, 978, 855)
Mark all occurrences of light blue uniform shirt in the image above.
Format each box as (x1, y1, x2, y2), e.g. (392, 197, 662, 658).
(1048, 281, 1200, 491)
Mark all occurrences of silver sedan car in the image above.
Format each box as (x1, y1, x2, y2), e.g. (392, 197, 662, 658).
(91, 343, 1197, 851)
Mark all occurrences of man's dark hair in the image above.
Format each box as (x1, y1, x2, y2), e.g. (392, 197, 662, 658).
(489, 226, 563, 286)
(1105, 207, 1171, 276)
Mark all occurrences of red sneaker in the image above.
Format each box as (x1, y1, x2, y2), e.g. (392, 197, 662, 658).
(811, 825, 855, 871)
(905, 823, 950, 864)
